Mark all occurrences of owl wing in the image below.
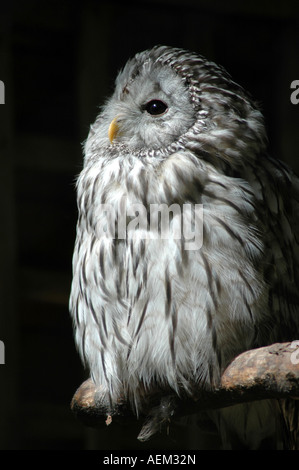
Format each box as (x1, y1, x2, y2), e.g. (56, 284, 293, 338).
(244, 155, 299, 344)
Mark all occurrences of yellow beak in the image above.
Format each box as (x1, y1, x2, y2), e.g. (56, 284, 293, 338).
(108, 117, 120, 143)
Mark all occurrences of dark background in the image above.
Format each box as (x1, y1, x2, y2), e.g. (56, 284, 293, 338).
(0, 0, 298, 450)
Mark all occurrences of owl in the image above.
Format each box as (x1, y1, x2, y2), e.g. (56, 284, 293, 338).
(69, 45, 299, 449)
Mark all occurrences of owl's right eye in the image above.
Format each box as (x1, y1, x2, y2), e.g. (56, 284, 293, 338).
(143, 100, 168, 116)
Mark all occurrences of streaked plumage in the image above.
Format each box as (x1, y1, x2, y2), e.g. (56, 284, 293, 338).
(70, 46, 299, 448)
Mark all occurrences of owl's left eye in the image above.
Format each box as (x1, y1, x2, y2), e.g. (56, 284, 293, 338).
(143, 100, 168, 116)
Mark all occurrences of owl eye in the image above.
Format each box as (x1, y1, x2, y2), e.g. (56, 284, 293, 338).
(144, 100, 168, 116)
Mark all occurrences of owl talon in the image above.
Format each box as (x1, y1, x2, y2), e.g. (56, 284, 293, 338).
(137, 395, 177, 442)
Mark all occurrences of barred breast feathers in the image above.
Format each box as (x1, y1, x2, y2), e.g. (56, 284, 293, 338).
(71, 141, 268, 405)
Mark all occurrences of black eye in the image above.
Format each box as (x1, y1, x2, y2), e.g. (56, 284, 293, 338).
(144, 99, 168, 116)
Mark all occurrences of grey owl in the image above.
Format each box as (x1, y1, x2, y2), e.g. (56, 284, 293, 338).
(70, 45, 299, 449)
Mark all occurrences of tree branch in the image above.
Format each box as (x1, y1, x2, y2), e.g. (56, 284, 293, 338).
(71, 342, 299, 429)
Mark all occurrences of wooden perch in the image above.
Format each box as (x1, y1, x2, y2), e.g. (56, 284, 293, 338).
(71, 342, 299, 430)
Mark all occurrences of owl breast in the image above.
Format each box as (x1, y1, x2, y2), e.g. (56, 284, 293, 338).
(70, 148, 267, 410)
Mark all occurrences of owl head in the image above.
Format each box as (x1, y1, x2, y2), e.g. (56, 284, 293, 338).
(85, 45, 267, 169)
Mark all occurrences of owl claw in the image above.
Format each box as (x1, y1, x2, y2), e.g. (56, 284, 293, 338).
(137, 395, 177, 441)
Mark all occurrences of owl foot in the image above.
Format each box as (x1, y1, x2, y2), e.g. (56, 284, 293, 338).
(137, 395, 178, 441)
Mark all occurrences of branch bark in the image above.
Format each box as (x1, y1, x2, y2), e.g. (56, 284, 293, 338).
(71, 342, 299, 429)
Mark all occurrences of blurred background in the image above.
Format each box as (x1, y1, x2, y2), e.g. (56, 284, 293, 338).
(0, 0, 298, 450)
